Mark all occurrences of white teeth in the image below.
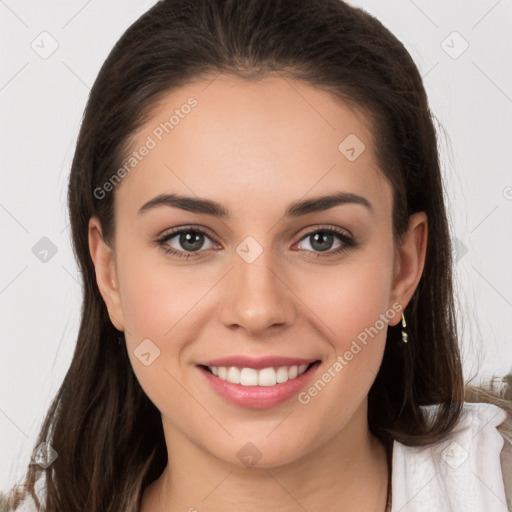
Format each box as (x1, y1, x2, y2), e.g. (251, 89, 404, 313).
(240, 367, 258, 386)
(258, 367, 277, 386)
(276, 367, 289, 383)
(207, 363, 312, 386)
(227, 366, 240, 384)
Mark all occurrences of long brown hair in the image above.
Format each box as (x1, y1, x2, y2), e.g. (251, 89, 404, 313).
(4, 0, 511, 510)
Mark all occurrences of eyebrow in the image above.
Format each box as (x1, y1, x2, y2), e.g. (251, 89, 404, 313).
(137, 191, 374, 218)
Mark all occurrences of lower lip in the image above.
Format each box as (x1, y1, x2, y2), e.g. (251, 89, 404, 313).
(197, 362, 321, 409)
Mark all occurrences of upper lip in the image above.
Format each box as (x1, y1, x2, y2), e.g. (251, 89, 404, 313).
(197, 355, 320, 370)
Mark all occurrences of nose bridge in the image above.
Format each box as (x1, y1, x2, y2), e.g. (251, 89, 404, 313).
(220, 236, 295, 334)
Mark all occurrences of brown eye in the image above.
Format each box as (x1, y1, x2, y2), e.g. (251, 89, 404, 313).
(155, 227, 218, 258)
(294, 227, 357, 258)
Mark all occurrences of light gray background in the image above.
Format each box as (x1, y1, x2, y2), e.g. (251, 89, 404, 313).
(1, 0, 511, 495)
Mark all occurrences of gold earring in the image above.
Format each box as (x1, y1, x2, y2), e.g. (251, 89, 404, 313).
(401, 313, 408, 344)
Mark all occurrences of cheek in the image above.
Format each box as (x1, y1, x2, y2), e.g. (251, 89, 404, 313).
(113, 238, 198, 394)
(293, 266, 393, 438)
(301, 247, 394, 346)
(294, 244, 395, 408)
(118, 259, 203, 418)
(116, 235, 200, 341)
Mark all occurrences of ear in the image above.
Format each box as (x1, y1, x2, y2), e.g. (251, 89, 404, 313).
(388, 211, 428, 326)
(88, 216, 125, 331)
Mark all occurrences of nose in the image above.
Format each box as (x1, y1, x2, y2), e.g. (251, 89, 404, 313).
(218, 246, 297, 337)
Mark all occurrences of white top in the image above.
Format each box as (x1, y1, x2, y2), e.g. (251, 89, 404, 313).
(391, 402, 511, 511)
(9, 402, 512, 511)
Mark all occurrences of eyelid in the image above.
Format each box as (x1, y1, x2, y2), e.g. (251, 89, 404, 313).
(156, 223, 217, 239)
(296, 223, 353, 240)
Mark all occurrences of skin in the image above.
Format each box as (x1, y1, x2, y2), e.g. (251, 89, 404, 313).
(88, 74, 427, 511)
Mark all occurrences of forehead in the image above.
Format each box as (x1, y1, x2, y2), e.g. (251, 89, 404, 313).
(115, 74, 392, 218)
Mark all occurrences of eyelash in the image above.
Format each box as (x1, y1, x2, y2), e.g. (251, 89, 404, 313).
(154, 225, 357, 260)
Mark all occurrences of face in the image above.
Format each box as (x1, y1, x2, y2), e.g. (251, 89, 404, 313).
(89, 74, 427, 468)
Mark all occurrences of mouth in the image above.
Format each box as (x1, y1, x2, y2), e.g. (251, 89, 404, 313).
(198, 361, 320, 386)
(196, 359, 322, 409)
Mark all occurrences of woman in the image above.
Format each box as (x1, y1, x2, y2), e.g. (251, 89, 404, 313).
(4, 0, 511, 510)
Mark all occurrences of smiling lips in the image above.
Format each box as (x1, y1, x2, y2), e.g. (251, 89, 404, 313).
(196, 355, 321, 408)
